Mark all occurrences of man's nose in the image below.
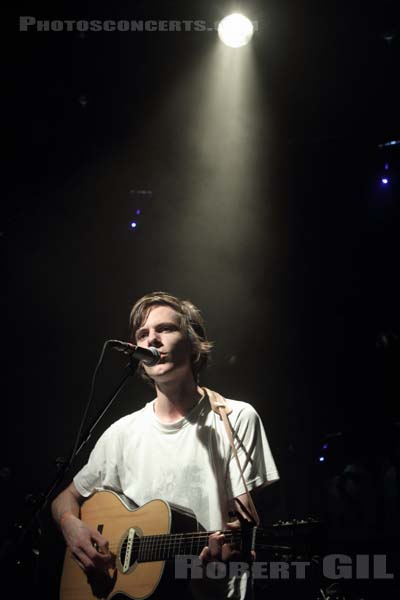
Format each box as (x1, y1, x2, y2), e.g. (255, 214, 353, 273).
(148, 330, 162, 347)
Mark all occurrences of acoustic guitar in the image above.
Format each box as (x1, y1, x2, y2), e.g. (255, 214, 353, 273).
(60, 489, 318, 600)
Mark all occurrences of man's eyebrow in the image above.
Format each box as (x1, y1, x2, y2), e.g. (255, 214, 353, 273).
(136, 321, 178, 336)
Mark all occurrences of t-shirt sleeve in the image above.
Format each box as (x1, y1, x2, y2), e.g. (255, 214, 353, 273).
(228, 404, 279, 499)
(73, 423, 123, 498)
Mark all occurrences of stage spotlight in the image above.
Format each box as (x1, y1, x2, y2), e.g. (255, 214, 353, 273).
(381, 177, 389, 185)
(218, 13, 254, 48)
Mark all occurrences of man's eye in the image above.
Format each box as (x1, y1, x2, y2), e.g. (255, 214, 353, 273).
(137, 332, 147, 340)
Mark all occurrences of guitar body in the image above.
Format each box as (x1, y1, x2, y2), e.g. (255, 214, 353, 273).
(60, 489, 319, 600)
(60, 490, 199, 600)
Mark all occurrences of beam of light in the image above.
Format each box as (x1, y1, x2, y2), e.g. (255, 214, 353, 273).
(128, 25, 268, 316)
(218, 13, 254, 48)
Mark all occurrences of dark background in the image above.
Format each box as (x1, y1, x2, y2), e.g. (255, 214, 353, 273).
(2, 1, 400, 598)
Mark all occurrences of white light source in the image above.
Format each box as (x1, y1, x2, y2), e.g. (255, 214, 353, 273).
(218, 13, 254, 48)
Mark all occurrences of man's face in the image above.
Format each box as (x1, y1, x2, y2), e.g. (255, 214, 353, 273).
(135, 305, 193, 383)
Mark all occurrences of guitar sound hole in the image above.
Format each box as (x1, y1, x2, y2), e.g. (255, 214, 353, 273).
(119, 528, 141, 571)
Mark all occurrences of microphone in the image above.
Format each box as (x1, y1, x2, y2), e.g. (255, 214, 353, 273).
(108, 340, 161, 366)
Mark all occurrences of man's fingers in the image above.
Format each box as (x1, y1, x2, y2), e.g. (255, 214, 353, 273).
(200, 532, 227, 563)
(226, 519, 241, 530)
(85, 542, 113, 570)
(222, 547, 241, 562)
(72, 549, 96, 572)
(208, 532, 225, 556)
(92, 531, 110, 554)
(71, 553, 86, 571)
(71, 536, 112, 572)
(199, 546, 211, 563)
(201, 529, 251, 564)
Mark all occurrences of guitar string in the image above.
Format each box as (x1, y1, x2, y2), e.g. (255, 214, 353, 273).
(103, 527, 294, 550)
(103, 530, 242, 555)
(99, 539, 293, 562)
(104, 534, 238, 555)
(100, 528, 287, 556)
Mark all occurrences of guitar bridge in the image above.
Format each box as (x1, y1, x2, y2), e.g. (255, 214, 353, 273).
(122, 528, 136, 574)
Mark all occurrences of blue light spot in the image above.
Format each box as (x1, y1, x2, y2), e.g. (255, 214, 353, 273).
(136, 209, 141, 215)
(130, 222, 137, 229)
(322, 443, 328, 450)
(381, 178, 389, 185)
(319, 456, 325, 463)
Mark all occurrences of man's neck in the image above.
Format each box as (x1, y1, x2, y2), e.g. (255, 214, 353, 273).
(154, 377, 203, 423)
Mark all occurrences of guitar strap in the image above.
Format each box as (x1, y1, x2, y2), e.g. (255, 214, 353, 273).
(202, 387, 261, 527)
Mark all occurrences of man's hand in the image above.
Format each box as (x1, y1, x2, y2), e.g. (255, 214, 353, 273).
(199, 519, 242, 564)
(61, 513, 114, 573)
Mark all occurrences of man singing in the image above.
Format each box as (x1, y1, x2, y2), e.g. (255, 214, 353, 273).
(52, 291, 279, 599)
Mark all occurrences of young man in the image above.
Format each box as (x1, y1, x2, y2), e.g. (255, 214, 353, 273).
(52, 292, 279, 599)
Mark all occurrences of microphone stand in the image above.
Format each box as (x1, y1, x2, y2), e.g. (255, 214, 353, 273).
(1, 356, 139, 573)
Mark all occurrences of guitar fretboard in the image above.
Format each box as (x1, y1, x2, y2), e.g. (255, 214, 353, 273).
(135, 530, 241, 562)
(120, 522, 317, 564)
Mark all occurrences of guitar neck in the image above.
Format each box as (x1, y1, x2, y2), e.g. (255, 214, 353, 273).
(135, 521, 314, 562)
(137, 529, 242, 562)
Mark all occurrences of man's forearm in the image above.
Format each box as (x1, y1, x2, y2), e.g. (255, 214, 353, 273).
(51, 486, 81, 527)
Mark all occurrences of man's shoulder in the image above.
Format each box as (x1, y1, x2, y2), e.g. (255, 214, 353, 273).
(225, 398, 259, 418)
(205, 395, 260, 427)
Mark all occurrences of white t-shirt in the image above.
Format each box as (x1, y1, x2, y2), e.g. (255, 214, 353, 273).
(74, 393, 279, 598)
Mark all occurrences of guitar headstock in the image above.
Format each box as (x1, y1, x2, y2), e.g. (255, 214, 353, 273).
(255, 517, 326, 560)
(271, 516, 323, 533)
